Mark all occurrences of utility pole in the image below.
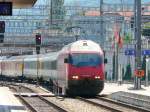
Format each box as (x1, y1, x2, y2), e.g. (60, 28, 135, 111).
(134, 0, 142, 89)
(134, 0, 137, 88)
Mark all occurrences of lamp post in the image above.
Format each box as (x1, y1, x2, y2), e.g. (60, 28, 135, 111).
(145, 39, 149, 87)
(145, 58, 149, 87)
(72, 27, 81, 41)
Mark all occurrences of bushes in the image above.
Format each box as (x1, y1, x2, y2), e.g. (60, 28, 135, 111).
(123, 64, 132, 80)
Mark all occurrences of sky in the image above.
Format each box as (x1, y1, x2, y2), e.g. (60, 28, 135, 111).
(64, 0, 150, 6)
(34, 0, 150, 7)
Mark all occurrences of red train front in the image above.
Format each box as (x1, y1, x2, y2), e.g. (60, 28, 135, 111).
(57, 40, 105, 96)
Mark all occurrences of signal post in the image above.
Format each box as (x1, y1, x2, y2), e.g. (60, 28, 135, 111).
(35, 33, 42, 86)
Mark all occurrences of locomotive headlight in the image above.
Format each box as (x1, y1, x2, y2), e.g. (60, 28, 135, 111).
(72, 75, 79, 79)
(95, 76, 100, 79)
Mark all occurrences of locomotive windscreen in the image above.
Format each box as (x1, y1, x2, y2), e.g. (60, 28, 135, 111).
(69, 53, 102, 67)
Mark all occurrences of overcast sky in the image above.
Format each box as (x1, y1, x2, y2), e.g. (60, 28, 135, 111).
(35, 0, 150, 7)
(64, 0, 150, 6)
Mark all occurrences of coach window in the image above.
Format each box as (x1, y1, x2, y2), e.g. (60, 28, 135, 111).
(51, 60, 57, 70)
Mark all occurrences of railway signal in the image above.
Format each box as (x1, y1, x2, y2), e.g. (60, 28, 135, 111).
(35, 34, 42, 54)
(0, 21, 5, 33)
(0, 21, 5, 43)
(0, 34, 4, 43)
(36, 34, 41, 45)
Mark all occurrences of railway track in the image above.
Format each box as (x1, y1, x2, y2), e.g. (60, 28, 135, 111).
(18, 95, 67, 112)
(77, 95, 150, 112)
(6, 83, 68, 112)
(3, 82, 150, 112)
(96, 95, 150, 112)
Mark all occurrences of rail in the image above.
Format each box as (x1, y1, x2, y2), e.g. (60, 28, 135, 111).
(96, 95, 150, 112)
(6, 83, 68, 112)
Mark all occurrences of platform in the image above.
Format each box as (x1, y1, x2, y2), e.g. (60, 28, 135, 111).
(0, 87, 27, 112)
(101, 82, 150, 96)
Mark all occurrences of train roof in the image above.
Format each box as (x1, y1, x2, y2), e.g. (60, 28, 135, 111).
(23, 52, 59, 61)
(1, 51, 59, 62)
(60, 40, 103, 54)
(0, 56, 7, 62)
(38, 52, 59, 61)
(1, 40, 103, 62)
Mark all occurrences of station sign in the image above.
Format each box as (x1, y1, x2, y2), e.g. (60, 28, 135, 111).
(125, 49, 135, 56)
(142, 50, 150, 55)
(125, 49, 150, 56)
(134, 69, 145, 77)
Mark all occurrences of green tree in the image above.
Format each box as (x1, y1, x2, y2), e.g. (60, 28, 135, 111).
(123, 64, 132, 80)
(141, 56, 146, 80)
(123, 33, 132, 44)
(142, 22, 150, 36)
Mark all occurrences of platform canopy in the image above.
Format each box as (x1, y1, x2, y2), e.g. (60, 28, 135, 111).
(0, 0, 37, 8)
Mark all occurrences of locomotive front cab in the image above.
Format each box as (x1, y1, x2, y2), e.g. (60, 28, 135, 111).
(66, 53, 104, 96)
